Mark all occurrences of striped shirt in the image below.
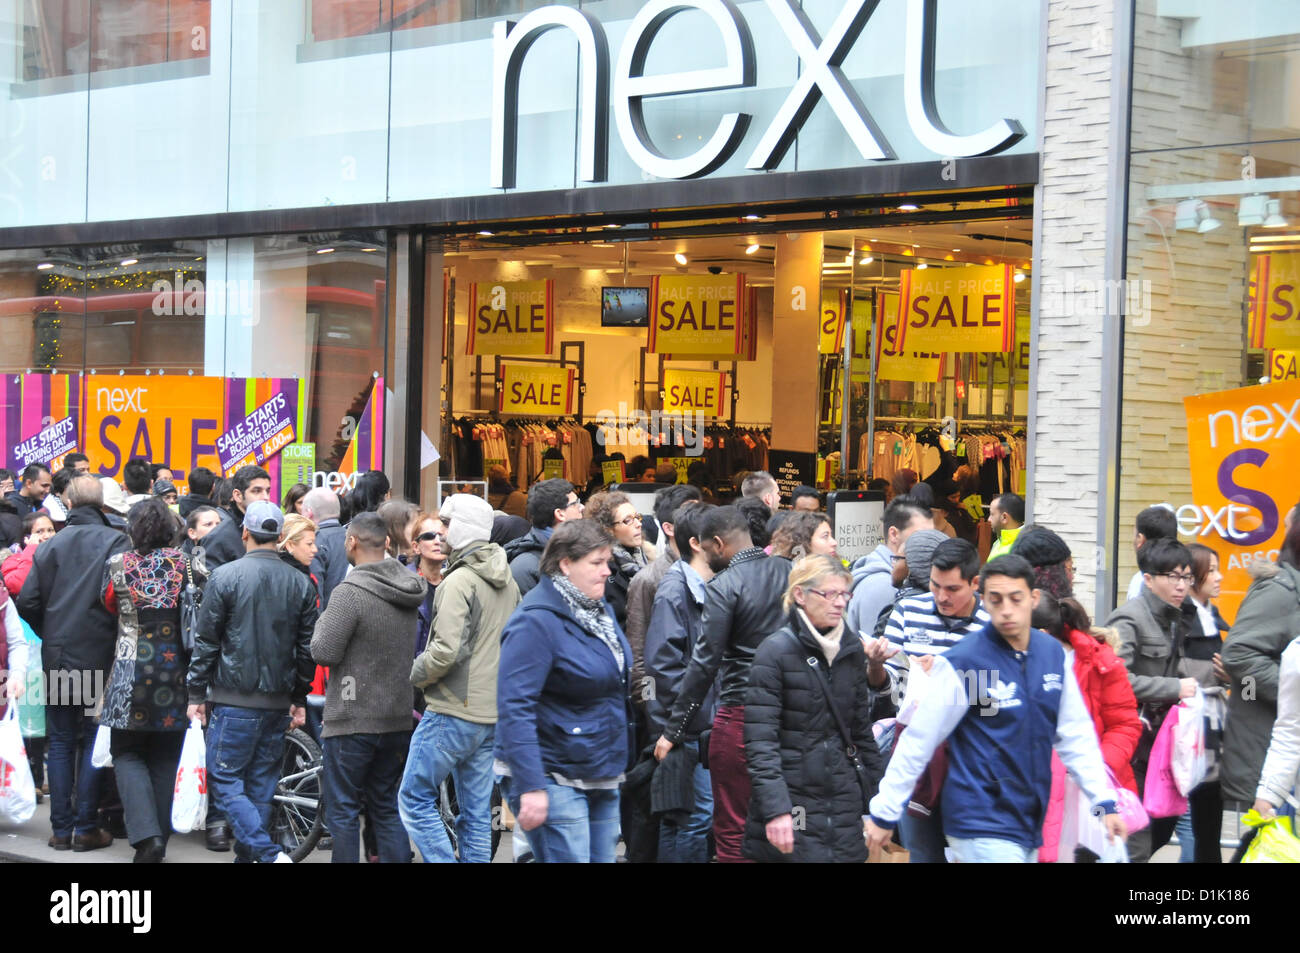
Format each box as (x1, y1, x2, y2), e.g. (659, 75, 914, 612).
(879, 593, 991, 699)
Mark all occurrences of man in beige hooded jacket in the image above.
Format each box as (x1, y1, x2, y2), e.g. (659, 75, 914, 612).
(399, 493, 521, 862)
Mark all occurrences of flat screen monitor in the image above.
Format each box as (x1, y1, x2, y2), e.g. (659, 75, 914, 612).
(601, 286, 649, 327)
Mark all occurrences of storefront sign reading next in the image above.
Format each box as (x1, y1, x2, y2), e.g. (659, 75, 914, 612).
(489, 0, 1025, 187)
(1184, 378, 1300, 617)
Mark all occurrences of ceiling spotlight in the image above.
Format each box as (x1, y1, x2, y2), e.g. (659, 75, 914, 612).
(952, 247, 961, 252)
(37, 262, 53, 270)
(120, 258, 138, 266)
(674, 253, 688, 265)
(477, 230, 494, 237)
(316, 247, 334, 254)
(944, 254, 955, 261)
(984, 258, 995, 265)
(916, 262, 928, 270)
(360, 247, 378, 252)
(1175, 199, 1220, 233)
(743, 214, 763, 221)
(745, 244, 760, 255)
(898, 203, 919, 212)
(1239, 194, 1268, 226)
(859, 255, 874, 265)
(1265, 199, 1289, 228)
(1013, 271, 1026, 283)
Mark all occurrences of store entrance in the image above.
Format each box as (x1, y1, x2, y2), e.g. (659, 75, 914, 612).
(425, 193, 1031, 543)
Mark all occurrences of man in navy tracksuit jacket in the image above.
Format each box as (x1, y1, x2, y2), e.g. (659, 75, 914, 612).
(867, 555, 1127, 862)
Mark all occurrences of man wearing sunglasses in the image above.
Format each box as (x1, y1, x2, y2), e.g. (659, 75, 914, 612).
(504, 479, 584, 595)
(1107, 536, 1220, 862)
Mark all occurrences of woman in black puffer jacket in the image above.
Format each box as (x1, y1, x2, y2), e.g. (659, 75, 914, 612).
(743, 554, 883, 863)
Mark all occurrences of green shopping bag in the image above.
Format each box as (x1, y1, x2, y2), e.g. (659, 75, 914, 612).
(1241, 807, 1300, 864)
(16, 621, 43, 739)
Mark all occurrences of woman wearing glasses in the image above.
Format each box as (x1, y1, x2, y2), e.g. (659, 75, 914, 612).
(408, 513, 447, 660)
(585, 491, 655, 630)
(743, 554, 883, 862)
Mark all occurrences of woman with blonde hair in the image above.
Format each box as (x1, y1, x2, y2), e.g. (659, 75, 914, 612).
(278, 513, 320, 601)
(743, 554, 882, 862)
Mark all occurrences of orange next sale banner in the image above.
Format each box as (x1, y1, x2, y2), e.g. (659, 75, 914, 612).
(894, 264, 1015, 354)
(1183, 377, 1300, 618)
(85, 375, 226, 479)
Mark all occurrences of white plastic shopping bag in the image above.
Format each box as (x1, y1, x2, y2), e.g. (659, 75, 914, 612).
(896, 655, 933, 726)
(91, 723, 114, 768)
(0, 705, 37, 824)
(171, 717, 208, 833)
(1171, 689, 1207, 796)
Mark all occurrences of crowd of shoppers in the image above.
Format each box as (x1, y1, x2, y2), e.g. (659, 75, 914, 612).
(1, 454, 1298, 867)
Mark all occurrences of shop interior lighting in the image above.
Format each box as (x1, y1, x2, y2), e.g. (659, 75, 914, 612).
(37, 262, 53, 270)
(859, 255, 873, 265)
(674, 252, 688, 265)
(1250, 233, 1300, 242)
(120, 258, 138, 266)
(316, 247, 334, 254)
(916, 262, 928, 270)
(743, 214, 763, 221)
(1013, 271, 1026, 283)
(477, 230, 494, 237)
(1238, 194, 1268, 226)
(360, 247, 378, 252)
(1174, 199, 1220, 233)
(1264, 199, 1288, 228)
(898, 203, 920, 212)
(745, 244, 760, 254)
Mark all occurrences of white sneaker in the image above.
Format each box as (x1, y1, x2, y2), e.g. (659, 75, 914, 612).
(272, 852, 294, 863)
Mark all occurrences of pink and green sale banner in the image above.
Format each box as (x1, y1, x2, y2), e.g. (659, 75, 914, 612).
(2, 372, 82, 472)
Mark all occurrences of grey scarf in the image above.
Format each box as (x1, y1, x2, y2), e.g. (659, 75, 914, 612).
(550, 572, 625, 675)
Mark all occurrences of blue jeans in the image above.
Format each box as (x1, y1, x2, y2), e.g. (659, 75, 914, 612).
(398, 713, 495, 863)
(1175, 812, 1195, 863)
(947, 836, 1038, 863)
(657, 745, 712, 863)
(500, 776, 621, 863)
(322, 731, 412, 863)
(900, 805, 948, 863)
(207, 705, 290, 864)
(45, 703, 104, 837)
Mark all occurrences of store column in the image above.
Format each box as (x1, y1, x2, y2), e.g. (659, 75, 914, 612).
(768, 234, 823, 491)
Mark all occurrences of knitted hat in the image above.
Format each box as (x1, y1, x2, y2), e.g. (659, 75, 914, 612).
(903, 529, 949, 589)
(1012, 526, 1072, 567)
(439, 493, 495, 551)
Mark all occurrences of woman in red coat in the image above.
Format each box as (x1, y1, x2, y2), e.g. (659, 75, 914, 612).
(1035, 593, 1141, 861)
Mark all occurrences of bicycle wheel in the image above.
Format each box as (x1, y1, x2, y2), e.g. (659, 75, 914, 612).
(270, 727, 324, 862)
(437, 777, 503, 860)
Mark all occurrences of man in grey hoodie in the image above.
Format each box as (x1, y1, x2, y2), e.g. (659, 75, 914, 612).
(311, 512, 428, 863)
(844, 497, 933, 640)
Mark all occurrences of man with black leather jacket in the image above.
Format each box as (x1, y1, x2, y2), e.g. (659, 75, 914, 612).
(653, 504, 792, 863)
(186, 501, 317, 863)
(18, 474, 129, 852)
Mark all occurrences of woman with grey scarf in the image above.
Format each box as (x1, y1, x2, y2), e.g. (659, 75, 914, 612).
(585, 490, 656, 629)
(494, 519, 637, 862)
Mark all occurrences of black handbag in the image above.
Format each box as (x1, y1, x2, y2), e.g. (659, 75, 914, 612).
(784, 631, 875, 814)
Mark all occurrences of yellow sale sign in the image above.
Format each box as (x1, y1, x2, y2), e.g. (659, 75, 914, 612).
(1267, 350, 1299, 381)
(648, 274, 747, 357)
(662, 368, 727, 417)
(1251, 253, 1300, 350)
(498, 363, 576, 415)
(818, 290, 847, 355)
(894, 264, 1015, 354)
(1183, 377, 1300, 618)
(467, 280, 554, 355)
(876, 290, 943, 383)
(849, 296, 872, 382)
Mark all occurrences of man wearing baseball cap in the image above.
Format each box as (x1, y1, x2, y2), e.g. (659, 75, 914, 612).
(186, 500, 318, 863)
